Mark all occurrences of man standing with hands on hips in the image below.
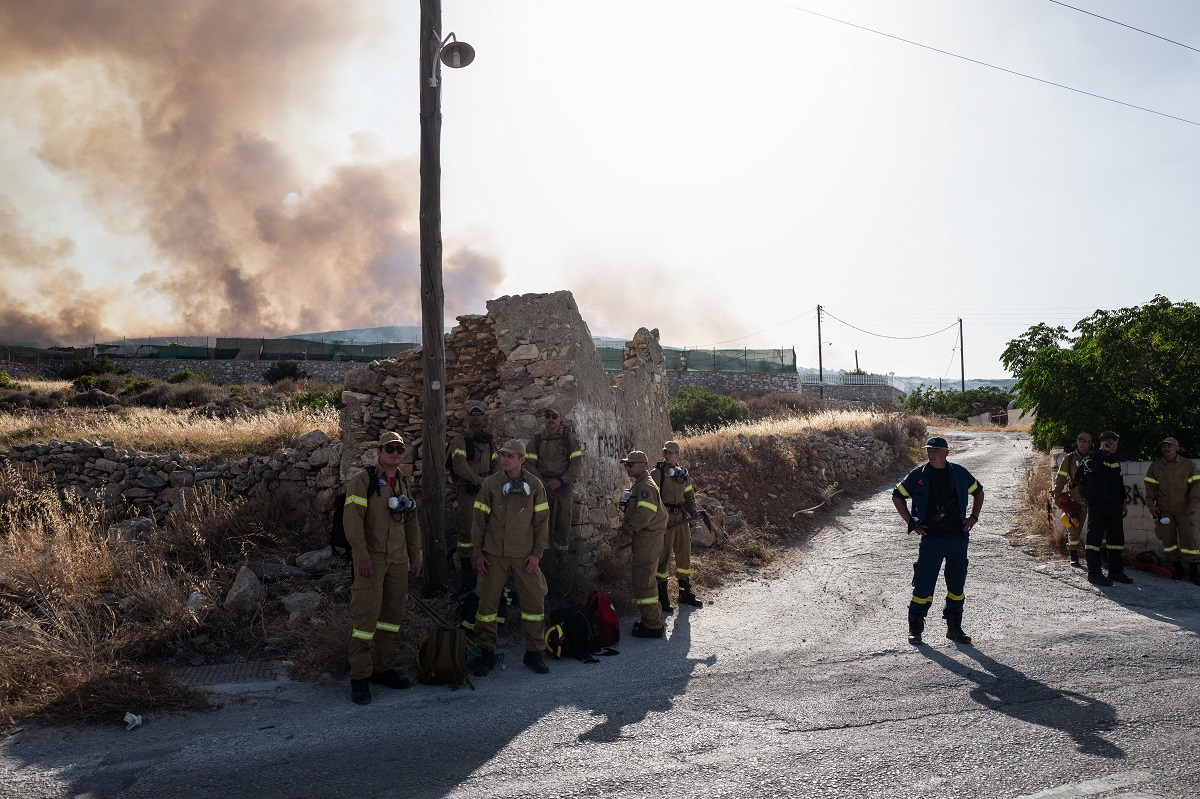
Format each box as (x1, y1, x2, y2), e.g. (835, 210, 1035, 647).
(892, 436, 984, 646)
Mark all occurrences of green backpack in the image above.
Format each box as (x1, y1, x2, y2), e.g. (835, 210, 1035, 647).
(416, 627, 475, 691)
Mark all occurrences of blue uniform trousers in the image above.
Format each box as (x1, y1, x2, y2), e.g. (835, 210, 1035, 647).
(909, 534, 968, 620)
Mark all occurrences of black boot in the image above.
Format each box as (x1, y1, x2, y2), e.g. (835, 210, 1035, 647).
(907, 617, 924, 645)
(678, 580, 704, 608)
(350, 678, 372, 705)
(369, 668, 411, 690)
(1190, 562, 1200, 586)
(1170, 561, 1185, 580)
(1108, 554, 1133, 584)
(944, 612, 972, 644)
(459, 556, 477, 592)
(1069, 550, 1082, 568)
(523, 650, 549, 674)
(657, 581, 674, 615)
(631, 621, 664, 639)
(1086, 550, 1113, 586)
(473, 649, 495, 677)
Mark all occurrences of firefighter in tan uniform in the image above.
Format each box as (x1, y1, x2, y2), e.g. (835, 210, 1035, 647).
(526, 407, 583, 553)
(471, 439, 552, 676)
(1144, 436, 1200, 585)
(619, 450, 668, 639)
(343, 431, 422, 705)
(1052, 432, 1093, 568)
(652, 441, 704, 613)
(450, 401, 496, 590)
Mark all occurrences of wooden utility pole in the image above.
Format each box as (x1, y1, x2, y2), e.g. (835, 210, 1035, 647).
(816, 304, 824, 400)
(959, 317, 965, 393)
(419, 0, 447, 590)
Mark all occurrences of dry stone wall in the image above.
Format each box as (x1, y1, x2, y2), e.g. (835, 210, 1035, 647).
(665, 371, 800, 396)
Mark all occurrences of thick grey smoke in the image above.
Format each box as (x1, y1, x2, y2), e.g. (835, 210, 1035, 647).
(0, 0, 502, 345)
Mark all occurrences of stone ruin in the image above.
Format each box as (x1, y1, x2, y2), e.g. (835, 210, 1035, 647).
(338, 290, 673, 568)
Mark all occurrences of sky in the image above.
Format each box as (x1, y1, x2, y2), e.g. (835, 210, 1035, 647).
(1, 0, 1198, 379)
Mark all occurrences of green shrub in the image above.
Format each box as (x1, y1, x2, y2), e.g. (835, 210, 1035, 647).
(120, 377, 156, 396)
(0, 371, 22, 391)
(669, 385, 750, 433)
(58, 358, 122, 380)
(264, 361, 308, 384)
(284, 390, 342, 412)
(167, 370, 208, 385)
(229, 384, 246, 395)
(72, 375, 98, 392)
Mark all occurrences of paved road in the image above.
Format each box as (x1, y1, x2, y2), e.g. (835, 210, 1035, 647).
(4, 430, 1199, 798)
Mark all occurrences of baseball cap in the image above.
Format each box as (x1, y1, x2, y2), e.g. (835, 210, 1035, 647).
(1076, 432, 1093, 442)
(621, 450, 648, 464)
(497, 439, 527, 456)
(922, 436, 949, 450)
(663, 441, 681, 453)
(1161, 437, 1180, 447)
(377, 431, 404, 447)
(1099, 431, 1119, 442)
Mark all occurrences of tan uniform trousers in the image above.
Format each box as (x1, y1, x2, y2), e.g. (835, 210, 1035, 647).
(347, 557, 409, 679)
(455, 485, 478, 554)
(657, 512, 693, 583)
(632, 531, 664, 629)
(1155, 506, 1199, 564)
(475, 554, 547, 652)
(547, 493, 573, 552)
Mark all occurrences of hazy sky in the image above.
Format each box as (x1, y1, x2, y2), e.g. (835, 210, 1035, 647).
(2, 0, 1197, 378)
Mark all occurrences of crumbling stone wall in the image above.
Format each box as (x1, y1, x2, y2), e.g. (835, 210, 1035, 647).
(337, 291, 672, 568)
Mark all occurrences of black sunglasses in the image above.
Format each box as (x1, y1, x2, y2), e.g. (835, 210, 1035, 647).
(468, 410, 485, 417)
(382, 444, 404, 454)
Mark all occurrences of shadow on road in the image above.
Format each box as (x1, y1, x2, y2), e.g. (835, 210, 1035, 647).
(920, 645, 1124, 758)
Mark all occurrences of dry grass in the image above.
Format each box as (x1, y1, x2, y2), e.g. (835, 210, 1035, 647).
(0, 407, 339, 458)
(7, 378, 72, 394)
(912, 413, 1033, 434)
(1013, 451, 1061, 558)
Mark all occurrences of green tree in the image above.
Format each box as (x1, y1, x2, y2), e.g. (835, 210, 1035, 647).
(1002, 296, 1200, 458)
(669, 385, 749, 433)
(902, 385, 1015, 421)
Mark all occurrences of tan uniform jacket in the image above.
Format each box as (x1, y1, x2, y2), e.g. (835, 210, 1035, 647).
(343, 468, 421, 565)
(1144, 457, 1200, 512)
(471, 469, 550, 560)
(450, 431, 496, 486)
(527, 429, 583, 487)
(621, 472, 668, 536)
(1053, 450, 1090, 503)
(653, 464, 698, 517)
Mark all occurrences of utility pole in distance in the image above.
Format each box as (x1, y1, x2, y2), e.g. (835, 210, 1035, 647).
(959, 317, 965, 393)
(816, 304, 824, 401)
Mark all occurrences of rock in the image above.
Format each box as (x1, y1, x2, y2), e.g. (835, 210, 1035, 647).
(136, 474, 168, 490)
(223, 566, 265, 614)
(509, 343, 540, 361)
(107, 517, 154, 546)
(294, 429, 331, 452)
(690, 522, 717, 548)
(296, 547, 337, 571)
(93, 458, 121, 473)
(187, 591, 210, 614)
(281, 592, 323, 624)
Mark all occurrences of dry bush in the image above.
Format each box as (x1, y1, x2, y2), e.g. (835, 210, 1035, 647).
(1015, 451, 1060, 558)
(0, 407, 339, 458)
(739, 390, 825, 421)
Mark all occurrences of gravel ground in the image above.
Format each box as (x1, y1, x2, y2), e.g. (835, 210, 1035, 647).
(3, 429, 1199, 798)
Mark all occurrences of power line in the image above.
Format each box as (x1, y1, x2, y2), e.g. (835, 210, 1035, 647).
(767, 1, 1200, 127)
(695, 306, 816, 348)
(822, 309, 958, 340)
(1047, 0, 1200, 55)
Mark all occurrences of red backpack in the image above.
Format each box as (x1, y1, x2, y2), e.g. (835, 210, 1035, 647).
(586, 590, 621, 648)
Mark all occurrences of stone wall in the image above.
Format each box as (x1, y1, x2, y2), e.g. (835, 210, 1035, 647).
(338, 291, 672, 566)
(799, 383, 905, 408)
(664, 371, 800, 396)
(2, 358, 353, 385)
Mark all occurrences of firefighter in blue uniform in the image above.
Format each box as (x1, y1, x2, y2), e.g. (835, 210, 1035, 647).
(892, 436, 984, 646)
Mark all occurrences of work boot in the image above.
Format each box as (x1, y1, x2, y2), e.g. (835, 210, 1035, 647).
(631, 621, 664, 639)
(523, 650, 549, 674)
(350, 678, 372, 705)
(459, 556, 477, 592)
(369, 668, 411, 690)
(657, 581, 674, 616)
(1069, 550, 1082, 568)
(1085, 551, 1112, 586)
(678, 582, 704, 608)
(473, 649, 495, 677)
(1108, 556, 1133, 584)
(944, 612, 972, 645)
(1170, 561, 1185, 580)
(907, 617, 924, 645)
(1190, 562, 1200, 586)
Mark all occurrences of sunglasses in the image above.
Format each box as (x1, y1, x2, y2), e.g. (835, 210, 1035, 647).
(468, 410, 485, 417)
(544, 414, 559, 420)
(382, 444, 404, 454)
(623, 462, 639, 468)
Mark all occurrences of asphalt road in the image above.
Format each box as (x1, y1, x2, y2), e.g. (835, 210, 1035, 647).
(3, 429, 1199, 798)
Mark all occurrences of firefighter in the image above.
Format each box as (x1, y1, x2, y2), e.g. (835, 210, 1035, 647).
(1144, 436, 1200, 584)
(892, 436, 984, 646)
(1052, 432, 1093, 567)
(1073, 430, 1132, 586)
(471, 439, 552, 676)
(343, 431, 422, 705)
(653, 441, 703, 613)
(526, 407, 583, 554)
(619, 450, 668, 639)
(450, 401, 497, 591)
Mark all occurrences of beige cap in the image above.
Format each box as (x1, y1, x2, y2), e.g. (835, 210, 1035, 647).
(662, 441, 681, 453)
(543, 407, 563, 418)
(621, 450, 648, 464)
(467, 402, 486, 414)
(497, 439, 527, 456)
(377, 431, 404, 447)
(1076, 432, 1093, 442)
(1161, 437, 1180, 447)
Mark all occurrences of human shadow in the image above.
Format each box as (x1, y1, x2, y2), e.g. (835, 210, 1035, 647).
(919, 645, 1123, 758)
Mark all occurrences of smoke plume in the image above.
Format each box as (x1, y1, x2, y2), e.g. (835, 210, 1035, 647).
(0, 1, 502, 346)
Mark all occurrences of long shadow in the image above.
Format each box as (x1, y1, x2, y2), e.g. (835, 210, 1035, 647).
(919, 645, 1123, 758)
(2, 603, 718, 799)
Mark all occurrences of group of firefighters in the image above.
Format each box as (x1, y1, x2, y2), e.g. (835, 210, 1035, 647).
(339, 404, 705, 705)
(1053, 431, 1200, 587)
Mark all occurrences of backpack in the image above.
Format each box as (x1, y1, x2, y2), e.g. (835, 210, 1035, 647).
(586, 590, 621, 648)
(416, 626, 475, 690)
(330, 466, 379, 559)
(532, 425, 577, 466)
(446, 432, 494, 482)
(544, 604, 618, 663)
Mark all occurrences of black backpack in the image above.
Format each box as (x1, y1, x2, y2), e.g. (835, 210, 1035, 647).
(330, 466, 379, 559)
(543, 604, 618, 663)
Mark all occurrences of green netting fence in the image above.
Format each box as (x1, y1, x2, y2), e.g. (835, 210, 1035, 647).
(599, 347, 796, 373)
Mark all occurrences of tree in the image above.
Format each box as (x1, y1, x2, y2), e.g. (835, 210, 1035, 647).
(669, 385, 749, 433)
(902, 385, 1015, 421)
(1002, 296, 1200, 458)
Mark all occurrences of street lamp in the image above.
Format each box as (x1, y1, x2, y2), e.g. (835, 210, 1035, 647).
(419, 0, 473, 591)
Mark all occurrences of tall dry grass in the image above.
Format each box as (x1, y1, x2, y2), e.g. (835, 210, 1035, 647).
(0, 407, 339, 458)
(683, 409, 924, 455)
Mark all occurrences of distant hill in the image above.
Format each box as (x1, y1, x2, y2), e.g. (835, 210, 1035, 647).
(287, 326, 436, 343)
